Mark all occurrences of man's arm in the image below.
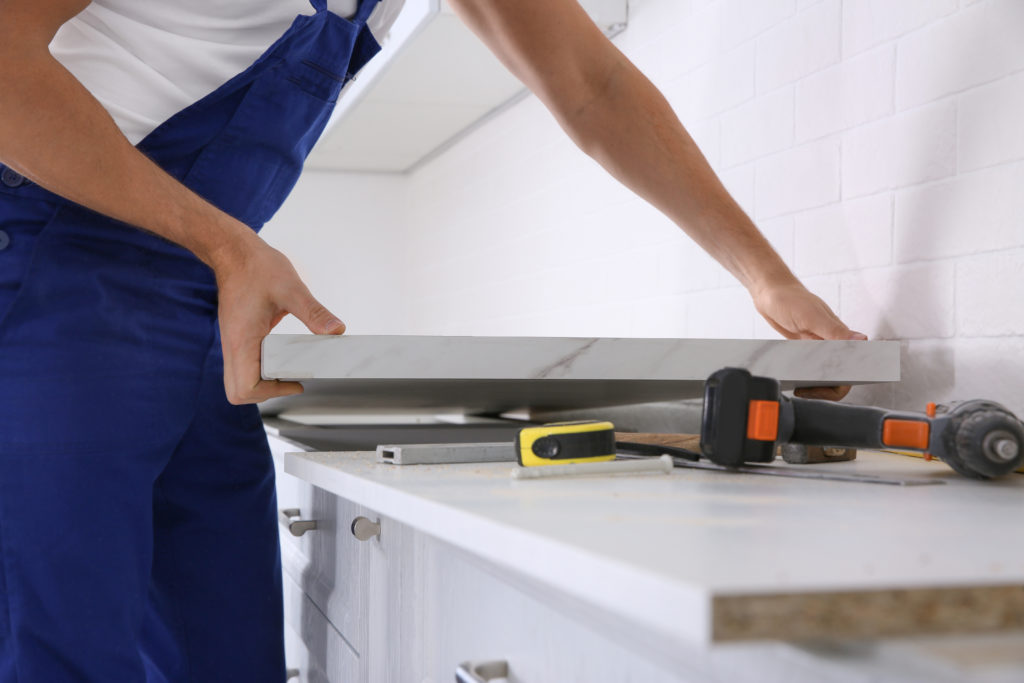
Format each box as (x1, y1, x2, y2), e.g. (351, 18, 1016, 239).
(449, 0, 865, 398)
(0, 0, 342, 404)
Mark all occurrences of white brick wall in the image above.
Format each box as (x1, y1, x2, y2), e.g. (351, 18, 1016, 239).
(895, 0, 1024, 109)
(792, 193, 892, 276)
(841, 0, 957, 57)
(755, 138, 840, 218)
(271, 0, 1024, 416)
(755, 0, 842, 93)
(958, 70, 1024, 172)
(894, 161, 1024, 262)
(720, 86, 794, 167)
(957, 249, 1024, 337)
(795, 45, 894, 142)
(842, 100, 957, 198)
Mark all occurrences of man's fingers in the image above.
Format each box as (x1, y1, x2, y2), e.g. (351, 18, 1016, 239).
(795, 385, 852, 401)
(225, 373, 304, 405)
(812, 303, 868, 341)
(222, 326, 305, 404)
(289, 286, 345, 335)
(810, 311, 856, 341)
(763, 315, 801, 340)
(250, 380, 304, 404)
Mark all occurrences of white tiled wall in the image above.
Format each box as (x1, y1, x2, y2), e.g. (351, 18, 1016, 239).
(263, 0, 1024, 415)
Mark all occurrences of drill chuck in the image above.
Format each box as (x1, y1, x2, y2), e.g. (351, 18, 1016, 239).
(985, 433, 1020, 462)
(943, 402, 1024, 479)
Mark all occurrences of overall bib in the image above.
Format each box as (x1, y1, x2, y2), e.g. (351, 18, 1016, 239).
(0, 1, 381, 680)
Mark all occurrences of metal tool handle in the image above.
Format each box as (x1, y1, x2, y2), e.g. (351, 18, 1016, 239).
(455, 660, 509, 683)
(279, 508, 318, 537)
(285, 668, 300, 681)
(351, 516, 381, 541)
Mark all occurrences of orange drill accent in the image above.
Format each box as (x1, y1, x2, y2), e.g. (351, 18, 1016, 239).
(882, 419, 931, 450)
(926, 402, 937, 418)
(747, 400, 780, 441)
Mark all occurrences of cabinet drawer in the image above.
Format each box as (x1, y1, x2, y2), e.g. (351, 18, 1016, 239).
(283, 570, 360, 683)
(409, 538, 692, 683)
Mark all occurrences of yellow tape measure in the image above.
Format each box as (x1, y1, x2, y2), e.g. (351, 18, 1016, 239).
(515, 420, 617, 467)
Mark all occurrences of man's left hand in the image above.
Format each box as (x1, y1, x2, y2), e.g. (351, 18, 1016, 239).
(752, 280, 868, 401)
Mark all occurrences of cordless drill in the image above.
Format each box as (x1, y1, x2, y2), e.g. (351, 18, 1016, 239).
(700, 367, 1024, 480)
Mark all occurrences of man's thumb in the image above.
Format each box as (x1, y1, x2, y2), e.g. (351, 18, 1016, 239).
(297, 295, 345, 335)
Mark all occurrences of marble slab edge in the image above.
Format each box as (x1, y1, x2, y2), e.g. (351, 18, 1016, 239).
(261, 335, 900, 382)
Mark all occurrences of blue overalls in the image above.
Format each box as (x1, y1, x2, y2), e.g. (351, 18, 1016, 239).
(0, 1, 381, 680)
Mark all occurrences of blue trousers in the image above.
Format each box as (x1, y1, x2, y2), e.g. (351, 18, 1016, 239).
(0, 182, 285, 681)
(0, 1, 383, 677)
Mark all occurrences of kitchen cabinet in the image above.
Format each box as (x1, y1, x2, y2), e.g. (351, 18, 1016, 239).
(270, 431, 689, 681)
(268, 427, 1024, 682)
(306, 0, 630, 172)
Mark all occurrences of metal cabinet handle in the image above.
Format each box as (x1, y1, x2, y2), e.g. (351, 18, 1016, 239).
(279, 508, 318, 537)
(350, 516, 381, 541)
(455, 661, 509, 683)
(285, 668, 300, 681)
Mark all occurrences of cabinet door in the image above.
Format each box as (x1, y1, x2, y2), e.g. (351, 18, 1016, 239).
(431, 549, 695, 683)
(364, 513, 429, 683)
(303, 488, 372, 656)
(371, 522, 696, 683)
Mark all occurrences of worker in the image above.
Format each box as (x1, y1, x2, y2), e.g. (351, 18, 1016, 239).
(0, 0, 866, 680)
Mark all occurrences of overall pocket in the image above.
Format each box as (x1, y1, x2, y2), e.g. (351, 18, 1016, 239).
(183, 62, 347, 230)
(0, 191, 63, 333)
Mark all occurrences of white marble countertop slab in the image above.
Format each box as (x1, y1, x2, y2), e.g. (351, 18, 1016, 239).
(283, 446, 1024, 647)
(261, 335, 899, 412)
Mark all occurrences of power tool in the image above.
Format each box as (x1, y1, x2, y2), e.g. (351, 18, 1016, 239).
(700, 367, 1024, 480)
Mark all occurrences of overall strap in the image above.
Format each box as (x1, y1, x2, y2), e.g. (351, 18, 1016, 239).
(354, 0, 383, 24)
(309, 0, 328, 12)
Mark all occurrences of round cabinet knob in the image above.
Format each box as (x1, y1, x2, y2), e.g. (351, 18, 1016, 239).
(351, 516, 381, 541)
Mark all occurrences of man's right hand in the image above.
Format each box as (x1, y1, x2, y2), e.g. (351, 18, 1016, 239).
(212, 230, 346, 405)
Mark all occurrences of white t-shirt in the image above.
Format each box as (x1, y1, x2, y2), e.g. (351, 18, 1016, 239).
(50, 0, 406, 145)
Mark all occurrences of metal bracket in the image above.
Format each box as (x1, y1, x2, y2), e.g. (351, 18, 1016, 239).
(376, 442, 514, 465)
